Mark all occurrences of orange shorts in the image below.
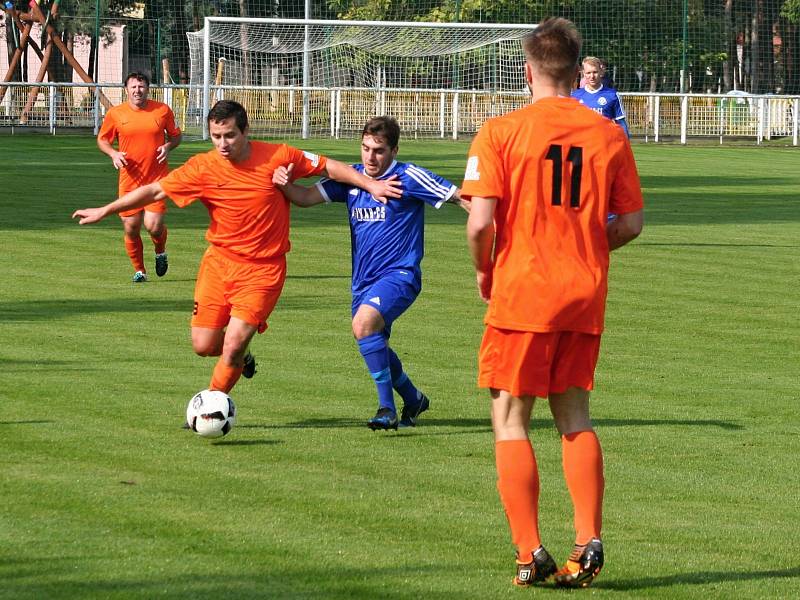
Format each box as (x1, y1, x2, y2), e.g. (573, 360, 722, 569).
(118, 184, 167, 218)
(192, 246, 286, 332)
(478, 325, 601, 398)
(119, 200, 167, 218)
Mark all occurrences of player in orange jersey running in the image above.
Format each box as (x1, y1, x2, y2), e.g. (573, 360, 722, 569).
(97, 72, 183, 282)
(462, 18, 644, 589)
(74, 100, 402, 407)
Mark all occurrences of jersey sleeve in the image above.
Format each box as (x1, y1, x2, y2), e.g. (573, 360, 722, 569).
(461, 121, 504, 200)
(158, 154, 207, 207)
(402, 163, 456, 209)
(315, 177, 350, 203)
(284, 145, 328, 180)
(163, 106, 182, 138)
(609, 140, 644, 215)
(612, 92, 626, 120)
(97, 109, 118, 144)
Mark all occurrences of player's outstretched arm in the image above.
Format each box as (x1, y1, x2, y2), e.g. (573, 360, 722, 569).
(323, 157, 402, 203)
(273, 164, 326, 208)
(607, 209, 643, 250)
(466, 196, 497, 303)
(72, 182, 167, 225)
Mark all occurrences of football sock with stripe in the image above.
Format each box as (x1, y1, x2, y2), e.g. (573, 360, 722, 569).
(495, 439, 541, 563)
(562, 430, 604, 545)
(388, 348, 420, 405)
(357, 333, 395, 413)
(150, 227, 168, 254)
(123, 234, 145, 273)
(209, 359, 244, 394)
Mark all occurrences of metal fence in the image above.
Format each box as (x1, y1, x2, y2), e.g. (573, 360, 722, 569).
(1, 81, 798, 145)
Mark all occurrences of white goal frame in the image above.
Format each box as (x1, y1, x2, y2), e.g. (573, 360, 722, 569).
(198, 16, 537, 139)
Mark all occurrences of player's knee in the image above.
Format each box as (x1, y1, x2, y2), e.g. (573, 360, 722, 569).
(191, 335, 222, 357)
(352, 317, 381, 340)
(192, 342, 217, 357)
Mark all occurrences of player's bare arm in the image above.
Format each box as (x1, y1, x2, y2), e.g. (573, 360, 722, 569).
(448, 188, 470, 213)
(272, 164, 326, 208)
(157, 132, 184, 164)
(466, 196, 497, 303)
(72, 182, 167, 225)
(323, 157, 402, 203)
(607, 209, 643, 250)
(97, 137, 127, 169)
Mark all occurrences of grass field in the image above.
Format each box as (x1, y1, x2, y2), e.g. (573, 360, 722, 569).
(1, 134, 798, 599)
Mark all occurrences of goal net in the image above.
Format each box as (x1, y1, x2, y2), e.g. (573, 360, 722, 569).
(188, 17, 537, 139)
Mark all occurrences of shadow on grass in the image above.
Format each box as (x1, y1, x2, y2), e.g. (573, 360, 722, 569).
(0, 420, 53, 426)
(238, 417, 741, 432)
(0, 298, 192, 321)
(599, 565, 800, 591)
(3, 561, 797, 598)
(213, 439, 283, 446)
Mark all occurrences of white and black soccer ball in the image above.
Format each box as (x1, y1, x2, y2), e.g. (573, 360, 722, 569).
(186, 390, 236, 438)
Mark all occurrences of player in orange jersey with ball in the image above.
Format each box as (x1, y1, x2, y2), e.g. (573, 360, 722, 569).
(462, 18, 644, 589)
(76, 100, 402, 404)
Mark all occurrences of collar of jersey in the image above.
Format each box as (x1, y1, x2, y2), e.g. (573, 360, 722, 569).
(362, 159, 398, 179)
(584, 85, 604, 95)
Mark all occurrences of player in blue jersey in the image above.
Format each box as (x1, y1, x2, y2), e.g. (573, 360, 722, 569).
(273, 116, 467, 430)
(572, 56, 630, 137)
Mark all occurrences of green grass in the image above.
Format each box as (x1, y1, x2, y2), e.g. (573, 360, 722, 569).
(1, 135, 799, 598)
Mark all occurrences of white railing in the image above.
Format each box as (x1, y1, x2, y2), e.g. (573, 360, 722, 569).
(1, 82, 799, 145)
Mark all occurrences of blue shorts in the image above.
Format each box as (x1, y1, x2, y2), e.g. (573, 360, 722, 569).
(352, 270, 420, 337)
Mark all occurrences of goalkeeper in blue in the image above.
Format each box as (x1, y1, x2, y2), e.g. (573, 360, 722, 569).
(572, 56, 630, 137)
(273, 116, 467, 430)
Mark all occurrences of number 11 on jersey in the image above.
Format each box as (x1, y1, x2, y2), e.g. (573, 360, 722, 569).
(545, 144, 583, 207)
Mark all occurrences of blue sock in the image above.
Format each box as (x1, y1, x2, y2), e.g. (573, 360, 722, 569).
(388, 348, 421, 406)
(358, 333, 395, 413)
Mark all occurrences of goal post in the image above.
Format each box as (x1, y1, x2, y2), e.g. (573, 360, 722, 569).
(190, 17, 538, 140)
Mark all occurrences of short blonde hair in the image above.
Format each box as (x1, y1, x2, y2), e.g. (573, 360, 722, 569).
(581, 56, 605, 73)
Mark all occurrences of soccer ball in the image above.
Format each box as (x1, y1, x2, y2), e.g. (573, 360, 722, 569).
(186, 390, 236, 438)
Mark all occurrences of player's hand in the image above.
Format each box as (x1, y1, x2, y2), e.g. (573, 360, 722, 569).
(156, 144, 170, 164)
(476, 269, 492, 303)
(368, 175, 402, 204)
(112, 151, 128, 169)
(273, 163, 294, 186)
(71, 207, 107, 225)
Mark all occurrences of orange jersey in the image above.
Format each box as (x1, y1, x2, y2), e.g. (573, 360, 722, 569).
(462, 97, 644, 334)
(158, 141, 327, 260)
(98, 100, 181, 193)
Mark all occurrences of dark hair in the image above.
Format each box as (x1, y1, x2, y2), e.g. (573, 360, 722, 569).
(207, 100, 249, 132)
(521, 18, 582, 83)
(362, 116, 400, 149)
(124, 72, 150, 87)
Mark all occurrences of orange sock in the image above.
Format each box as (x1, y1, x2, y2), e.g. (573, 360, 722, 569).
(562, 430, 604, 545)
(209, 359, 244, 394)
(123, 234, 145, 273)
(495, 439, 541, 562)
(151, 228, 168, 255)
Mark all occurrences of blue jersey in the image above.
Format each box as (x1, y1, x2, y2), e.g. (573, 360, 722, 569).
(316, 160, 456, 294)
(572, 85, 629, 137)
